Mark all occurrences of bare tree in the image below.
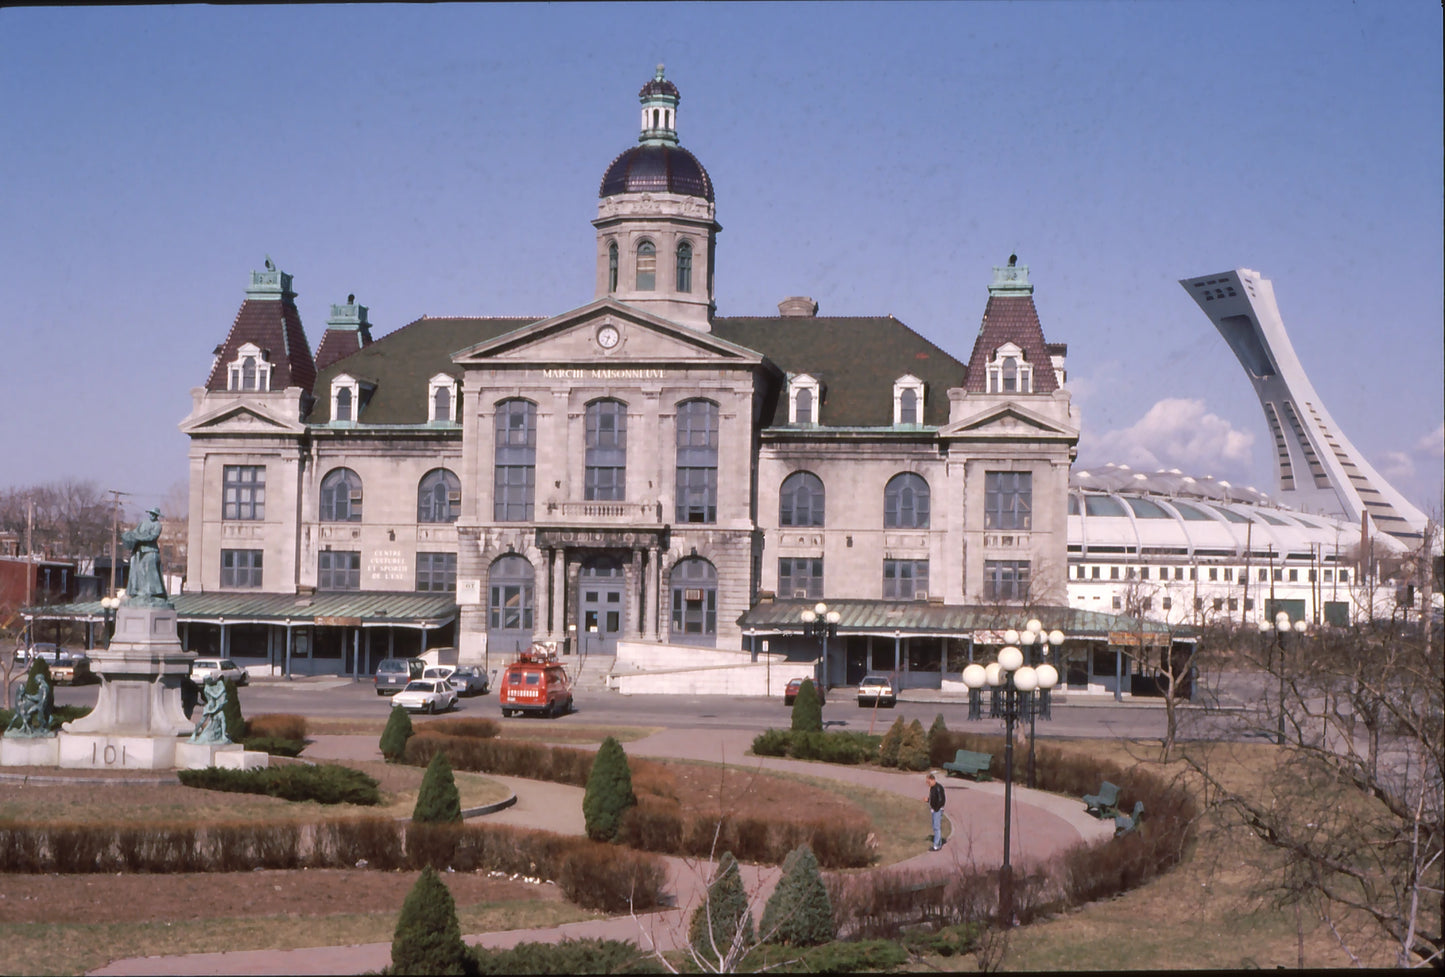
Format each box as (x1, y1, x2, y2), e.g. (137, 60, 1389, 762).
(0, 480, 115, 560)
(1184, 526, 1443, 966)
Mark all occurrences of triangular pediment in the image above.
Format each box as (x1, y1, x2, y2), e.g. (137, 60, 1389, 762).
(180, 397, 306, 437)
(451, 299, 766, 368)
(939, 399, 1078, 441)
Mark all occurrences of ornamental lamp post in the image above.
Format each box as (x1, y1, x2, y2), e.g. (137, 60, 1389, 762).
(1017, 619, 1065, 787)
(1258, 609, 1306, 746)
(800, 602, 841, 692)
(962, 634, 1060, 927)
(101, 593, 122, 645)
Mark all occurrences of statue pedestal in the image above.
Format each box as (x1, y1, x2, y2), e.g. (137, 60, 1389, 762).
(175, 741, 267, 770)
(58, 733, 177, 769)
(64, 605, 194, 739)
(0, 736, 60, 767)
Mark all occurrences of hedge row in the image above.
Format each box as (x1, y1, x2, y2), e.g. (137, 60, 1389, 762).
(417, 716, 500, 740)
(0, 818, 665, 913)
(618, 798, 874, 869)
(751, 729, 880, 765)
(404, 732, 594, 786)
(827, 751, 1199, 940)
(178, 763, 381, 805)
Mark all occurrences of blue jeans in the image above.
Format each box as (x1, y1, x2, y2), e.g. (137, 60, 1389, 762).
(931, 809, 942, 848)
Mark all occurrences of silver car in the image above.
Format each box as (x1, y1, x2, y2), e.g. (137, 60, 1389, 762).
(191, 658, 248, 686)
(448, 665, 490, 696)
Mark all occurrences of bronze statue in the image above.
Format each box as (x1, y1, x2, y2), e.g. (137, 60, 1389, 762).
(189, 676, 230, 744)
(6, 671, 52, 737)
(122, 507, 170, 607)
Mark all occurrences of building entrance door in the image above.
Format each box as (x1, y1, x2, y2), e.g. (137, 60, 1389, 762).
(578, 555, 625, 656)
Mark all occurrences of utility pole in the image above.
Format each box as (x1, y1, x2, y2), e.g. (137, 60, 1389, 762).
(107, 489, 129, 597)
(24, 501, 33, 647)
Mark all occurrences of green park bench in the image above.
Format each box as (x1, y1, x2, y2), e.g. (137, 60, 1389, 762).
(941, 749, 994, 781)
(1082, 780, 1121, 818)
(1114, 800, 1144, 837)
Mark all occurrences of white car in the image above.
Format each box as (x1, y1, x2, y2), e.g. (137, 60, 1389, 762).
(391, 679, 458, 714)
(190, 658, 248, 686)
(857, 674, 896, 707)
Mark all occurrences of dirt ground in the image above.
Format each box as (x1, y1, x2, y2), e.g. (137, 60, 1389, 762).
(0, 869, 562, 925)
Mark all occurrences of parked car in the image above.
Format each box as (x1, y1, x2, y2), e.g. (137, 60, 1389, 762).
(783, 676, 824, 706)
(15, 644, 93, 685)
(421, 665, 457, 684)
(374, 657, 424, 696)
(392, 678, 458, 714)
(499, 649, 573, 718)
(448, 665, 490, 697)
(857, 674, 897, 707)
(190, 658, 248, 686)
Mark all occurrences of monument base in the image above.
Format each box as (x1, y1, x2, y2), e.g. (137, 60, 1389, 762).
(64, 605, 194, 739)
(174, 741, 267, 770)
(57, 732, 178, 769)
(0, 736, 61, 767)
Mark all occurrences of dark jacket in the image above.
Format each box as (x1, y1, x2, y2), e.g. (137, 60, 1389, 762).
(929, 781, 945, 812)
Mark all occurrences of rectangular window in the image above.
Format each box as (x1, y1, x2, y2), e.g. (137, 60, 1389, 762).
(1162, 596, 1172, 610)
(1174, 568, 1184, 580)
(1112, 595, 1122, 610)
(1288, 569, 1298, 582)
(983, 560, 1030, 601)
(1224, 568, 1234, 581)
(778, 558, 823, 599)
(1244, 598, 1255, 611)
(675, 401, 718, 524)
(416, 552, 457, 592)
(220, 549, 262, 588)
(318, 550, 360, 591)
(1338, 570, 1348, 583)
(883, 559, 929, 599)
(585, 401, 627, 501)
(1228, 597, 1239, 611)
(1189, 568, 1197, 580)
(1209, 567, 1218, 580)
(1110, 566, 1119, 580)
(1140, 567, 1150, 580)
(222, 465, 265, 520)
(1323, 569, 1333, 581)
(984, 471, 1032, 530)
(1213, 598, 1225, 611)
(1194, 597, 1205, 611)
(1259, 569, 1268, 582)
(1091, 566, 1100, 579)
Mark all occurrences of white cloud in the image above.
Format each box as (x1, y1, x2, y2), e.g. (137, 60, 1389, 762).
(1416, 422, 1444, 457)
(1080, 398, 1255, 480)
(1378, 450, 1415, 481)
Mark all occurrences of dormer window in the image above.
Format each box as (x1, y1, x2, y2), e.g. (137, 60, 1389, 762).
(987, 343, 1032, 394)
(331, 374, 360, 424)
(893, 374, 925, 425)
(789, 374, 821, 425)
(226, 342, 272, 392)
(428, 373, 459, 424)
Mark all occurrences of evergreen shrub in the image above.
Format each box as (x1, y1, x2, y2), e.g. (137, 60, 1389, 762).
(582, 735, 636, 842)
(413, 750, 463, 823)
(178, 763, 381, 805)
(380, 705, 415, 762)
(898, 719, 930, 770)
(790, 678, 822, 732)
(689, 851, 753, 967)
(760, 844, 834, 946)
(878, 717, 906, 767)
(471, 938, 663, 975)
(391, 865, 468, 976)
(221, 678, 244, 742)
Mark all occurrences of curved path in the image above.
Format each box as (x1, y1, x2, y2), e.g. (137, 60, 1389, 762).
(91, 730, 1111, 976)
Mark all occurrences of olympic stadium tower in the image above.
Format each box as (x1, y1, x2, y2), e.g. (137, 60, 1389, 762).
(1181, 269, 1427, 544)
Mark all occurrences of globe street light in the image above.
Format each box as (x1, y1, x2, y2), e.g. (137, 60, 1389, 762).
(800, 602, 841, 691)
(1259, 609, 1307, 746)
(1017, 619, 1065, 788)
(962, 634, 1059, 927)
(101, 593, 122, 644)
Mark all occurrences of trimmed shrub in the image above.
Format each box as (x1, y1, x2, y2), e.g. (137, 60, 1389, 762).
(413, 750, 463, 823)
(583, 736, 637, 842)
(471, 938, 664, 975)
(878, 717, 906, 767)
(760, 845, 834, 946)
(689, 851, 754, 967)
(790, 678, 822, 732)
(423, 716, 500, 739)
(221, 679, 244, 742)
(898, 719, 930, 771)
(556, 843, 669, 914)
(391, 865, 467, 976)
(178, 763, 381, 805)
(246, 713, 307, 741)
(751, 728, 790, 756)
(403, 732, 594, 787)
(240, 735, 306, 757)
(380, 705, 414, 762)
(927, 712, 948, 756)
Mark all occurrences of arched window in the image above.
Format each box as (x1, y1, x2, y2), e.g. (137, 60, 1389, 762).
(676, 240, 693, 293)
(795, 387, 813, 424)
(433, 387, 450, 422)
(884, 472, 930, 528)
(987, 344, 1032, 394)
(1002, 357, 1018, 392)
(320, 468, 362, 522)
(608, 242, 618, 293)
(670, 557, 717, 643)
(675, 399, 718, 523)
(494, 400, 536, 521)
(241, 357, 257, 391)
(488, 555, 534, 639)
(585, 399, 627, 501)
(636, 241, 656, 291)
(417, 468, 460, 523)
(898, 388, 918, 425)
(779, 471, 824, 527)
(334, 386, 353, 422)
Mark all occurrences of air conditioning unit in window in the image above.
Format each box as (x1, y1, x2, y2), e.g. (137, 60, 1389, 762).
(350, 491, 363, 503)
(914, 590, 929, 601)
(794, 590, 809, 599)
(448, 492, 461, 504)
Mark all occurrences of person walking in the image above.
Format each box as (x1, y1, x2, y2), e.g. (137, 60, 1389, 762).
(926, 772, 946, 850)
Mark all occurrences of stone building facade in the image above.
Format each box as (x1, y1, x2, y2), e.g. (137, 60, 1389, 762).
(177, 68, 1080, 685)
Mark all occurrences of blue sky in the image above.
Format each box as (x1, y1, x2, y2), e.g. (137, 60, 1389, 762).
(2, 2, 1441, 517)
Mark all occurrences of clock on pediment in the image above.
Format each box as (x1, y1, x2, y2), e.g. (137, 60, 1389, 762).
(595, 324, 621, 350)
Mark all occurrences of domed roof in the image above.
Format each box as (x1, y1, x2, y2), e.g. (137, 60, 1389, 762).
(599, 144, 714, 202)
(639, 73, 679, 99)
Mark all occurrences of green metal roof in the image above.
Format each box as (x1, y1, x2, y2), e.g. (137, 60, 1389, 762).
(24, 592, 457, 629)
(738, 599, 1186, 640)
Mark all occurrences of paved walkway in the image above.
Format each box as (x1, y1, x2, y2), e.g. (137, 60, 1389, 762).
(91, 729, 1111, 976)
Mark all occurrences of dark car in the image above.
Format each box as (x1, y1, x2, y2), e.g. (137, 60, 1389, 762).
(373, 657, 423, 696)
(783, 677, 824, 706)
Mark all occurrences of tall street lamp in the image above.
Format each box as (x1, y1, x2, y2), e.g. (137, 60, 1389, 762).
(101, 593, 123, 645)
(1017, 619, 1065, 788)
(800, 602, 841, 691)
(1259, 609, 1306, 746)
(962, 635, 1059, 927)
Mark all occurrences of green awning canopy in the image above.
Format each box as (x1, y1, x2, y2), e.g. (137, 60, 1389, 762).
(23, 592, 458, 630)
(738, 599, 1189, 641)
